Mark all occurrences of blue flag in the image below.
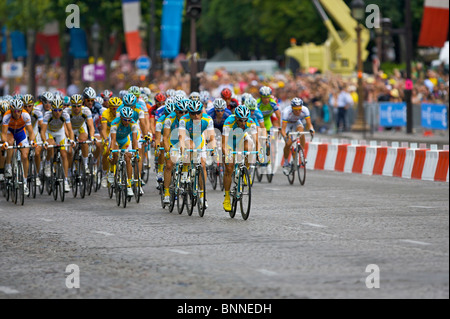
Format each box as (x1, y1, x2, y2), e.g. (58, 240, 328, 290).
(69, 28, 88, 59)
(161, 0, 184, 59)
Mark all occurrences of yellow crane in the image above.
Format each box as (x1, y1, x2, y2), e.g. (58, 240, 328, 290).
(286, 0, 370, 75)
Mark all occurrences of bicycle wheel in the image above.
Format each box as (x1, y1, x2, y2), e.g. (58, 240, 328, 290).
(95, 166, 102, 192)
(28, 159, 37, 198)
(87, 156, 94, 196)
(287, 149, 296, 185)
(239, 166, 251, 220)
(115, 165, 121, 207)
(186, 181, 194, 216)
(5, 179, 10, 202)
(197, 166, 206, 218)
(297, 146, 306, 186)
(168, 168, 177, 213)
(207, 165, 217, 191)
(177, 183, 185, 214)
(71, 159, 78, 198)
(17, 163, 25, 206)
(58, 163, 65, 202)
(121, 163, 128, 208)
(266, 163, 274, 183)
(248, 165, 256, 187)
(133, 160, 141, 204)
(142, 150, 150, 184)
(255, 163, 263, 182)
(52, 162, 58, 201)
(218, 163, 224, 191)
(46, 162, 53, 196)
(79, 159, 86, 199)
(229, 191, 237, 219)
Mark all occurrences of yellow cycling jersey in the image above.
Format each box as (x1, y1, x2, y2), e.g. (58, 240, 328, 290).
(101, 108, 118, 134)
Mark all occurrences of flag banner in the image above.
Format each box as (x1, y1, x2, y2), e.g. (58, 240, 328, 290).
(69, 28, 88, 59)
(161, 0, 185, 59)
(35, 21, 62, 58)
(122, 0, 143, 60)
(421, 104, 448, 130)
(11, 31, 28, 58)
(1, 27, 6, 55)
(418, 0, 449, 48)
(379, 102, 407, 127)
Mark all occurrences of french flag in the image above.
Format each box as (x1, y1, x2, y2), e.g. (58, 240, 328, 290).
(418, 0, 449, 48)
(35, 21, 62, 58)
(122, 0, 143, 60)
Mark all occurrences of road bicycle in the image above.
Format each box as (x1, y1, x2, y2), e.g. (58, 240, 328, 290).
(71, 140, 92, 198)
(47, 144, 72, 202)
(27, 142, 41, 199)
(111, 149, 137, 208)
(228, 150, 258, 220)
(284, 131, 313, 186)
(207, 135, 224, 191)
(254, 128, 278, 183)
(131, 140, 147, 204)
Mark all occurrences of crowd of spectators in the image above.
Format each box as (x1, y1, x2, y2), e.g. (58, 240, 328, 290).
(3, 59, 448, 134)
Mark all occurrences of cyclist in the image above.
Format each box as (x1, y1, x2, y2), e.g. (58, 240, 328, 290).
(200, 90, 212, 112)
(281, 97, 315, 175)
(149, 92, 166, 137)
(82, 87, 104, 171)
(118, 93, 151, 191)
(189, 92, 201, 103)
(66, 94, 96, 174)
(0, 100, 10, 182)
(23, 94, 44, 187)
(154, 101, 176, 185)
(207, 98, 232, 134)
(41, 98, 75, 192)
(101, 97, 123, 187)
(221, 88, 240, 113)
(109, 107, 140, 198)
(161, 99, 189, 204)
(35, 91, 54, 114)
(1, 99, 37, 196)
(178, 100, 216, 209)
(257, 86, 281, 133)
(222, 105, 258, 212)
(101, 90, 114, 109)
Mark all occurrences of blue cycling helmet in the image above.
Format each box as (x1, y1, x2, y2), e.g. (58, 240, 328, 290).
(63, 96, 71, 106)
(120, 107, 134, 119)
(176, 99, 191, 112)
(188, 100, 203, 113)
(123, 93, 137, 107)
(165, 102, 177, 115)
(235, 105, 250, 120)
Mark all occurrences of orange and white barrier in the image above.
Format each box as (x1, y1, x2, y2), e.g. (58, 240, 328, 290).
(302, 139, 448, 182)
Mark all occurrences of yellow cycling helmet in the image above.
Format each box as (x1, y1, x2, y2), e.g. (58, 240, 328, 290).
(109, 97, 123, 108)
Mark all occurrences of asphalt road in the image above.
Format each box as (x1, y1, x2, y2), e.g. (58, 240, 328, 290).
(0, 168, 448, 300)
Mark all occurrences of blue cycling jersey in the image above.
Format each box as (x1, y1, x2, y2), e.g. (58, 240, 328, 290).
(207, 108, 232, 132)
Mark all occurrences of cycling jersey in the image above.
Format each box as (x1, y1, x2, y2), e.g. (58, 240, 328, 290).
(43, 111, 71, 132)
(207, 108, 232, 133)
(282, 106, 311, 131)
(178, 113, 214, 149)
(257, 97, 279, 130)
(250, 109, 264, 127)
(2, 110, 33, 146)
(110, 117, 139, 149)
(28, 108, 43, 129)
(155, 106, 166, 122)
(163, 113, 183, 147)
(65, 106, 92, 131)
(222, 115, 257, 150)
(116, 105, 146, 124)
(101, 108, 118, 136)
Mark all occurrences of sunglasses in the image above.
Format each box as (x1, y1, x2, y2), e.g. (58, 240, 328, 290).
(72, 105, 82, 108)
(122, 118, 132, 122)
(53, 109, 63, 112)
(190, 111, 202, 116)
(86, 99, 95, 103)
(237, 118, 248, 123)
(216, 110, 225, 113)
(14, 110, 23, 113)
(177, 110, 187, 114)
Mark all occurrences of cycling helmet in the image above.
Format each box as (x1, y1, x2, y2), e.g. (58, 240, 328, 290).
(11, 99, 24, 111)
(23, 94, 35, 106)
(189, 92, 200, 102)
(95, 96, 104, 105)
(101, 90, 113, 100)
(221, 88, 232, 99)
(235, 105, 250, 120)
(199, 91, 210, 103)
(83, 87, 97, 100)
(188, 100, 203, 113)
(166, 89, 176, 97)
(71, 94, 83, 106)
(229, 99, 239, 110)
(176, 99, 191, 112)
(245, 97, 258, 111)
(128, 86, 140, 96)
(259, 86, 272, 97)
(141, 87, 151, 96)
(119, 90, 127, 99)
(123, 93, 137, 107)
(291, 97, 304, 108)
(155, 92, 167, 103)
(165, 102, 177, 115)
(166, 97, 175, 105)
(109, 97, 123, 108)
(241, 93, 252, 105)
(120, 107, 134, 119)
(51, 98, 64, 110)
(174, 94, 185, 104)
(13, 94, 23, 101)
(0, 100, 10, 114)
(176, 90, 187, 98)
(41, 92, 54, 104)
(63, 96, 71, 106)
(213, 98, 227, 111)
(141, 94, 149, 103)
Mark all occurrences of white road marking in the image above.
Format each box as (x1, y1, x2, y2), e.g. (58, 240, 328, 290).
(37, 218, 54, 222)
(400, 239, 432, 246)
(169, 249, 190, 255)
(265, 188, 281, 191)
(409, 206, 437, 209)
(302, 222, 327, 228)
(257, 269, 278, 276)
(0, 286, 20, 294)
(93, 231, 114, 237)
